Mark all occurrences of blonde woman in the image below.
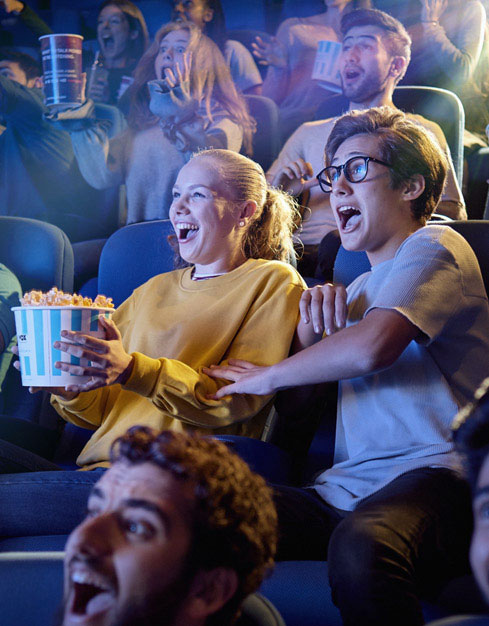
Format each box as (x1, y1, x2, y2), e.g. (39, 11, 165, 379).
(15, 149, 306, 471)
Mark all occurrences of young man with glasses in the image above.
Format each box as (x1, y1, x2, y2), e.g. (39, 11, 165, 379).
(266, 7, 466, 277)
(207, 106, 489, 625)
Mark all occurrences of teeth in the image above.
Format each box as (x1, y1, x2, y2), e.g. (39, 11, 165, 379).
(176, 223, 198, 230)
(338, 206, 358, 213)
(72, 570, 110, 590)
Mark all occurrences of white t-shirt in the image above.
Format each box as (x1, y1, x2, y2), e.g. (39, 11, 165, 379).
(314, 225, 489, 510)
(225, 40, 262, 93)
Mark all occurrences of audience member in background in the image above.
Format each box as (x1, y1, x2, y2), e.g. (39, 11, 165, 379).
(207, 107, 489, 625)
(253, 0, 371, 141)
(0, 48, 118, 241)
(0, 263, 20, 413)
(375, 0, 489, 218)
(172, 0, 263, 95)
(453, 378, 489, 610)
(375, 0, 488, 137)
(87, 0, 149, 106)
(56, 427, 277, 626)
(267, 8, 465, 278)
(1, 149, 303, 474)
(0, 0, 51, 48)
(56, 22, 255, 225)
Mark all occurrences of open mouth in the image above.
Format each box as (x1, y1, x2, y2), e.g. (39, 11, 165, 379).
(67, 576, 115, 623)
(337, 206, 361, 231)
(176, 222, 199, 243)
(343, 67, 361, 81)
(102, 35, 114, 51)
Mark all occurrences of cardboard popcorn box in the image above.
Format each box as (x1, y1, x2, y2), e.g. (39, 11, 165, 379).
(312, 40, 343, 93)
(12, 306, 113, 387)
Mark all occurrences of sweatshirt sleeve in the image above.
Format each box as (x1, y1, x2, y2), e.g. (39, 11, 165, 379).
(70, 125, 127, 190)
(120, 274, 304, 429)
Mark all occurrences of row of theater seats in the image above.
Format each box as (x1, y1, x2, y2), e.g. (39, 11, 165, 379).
(71, 85, 466, 291)
(2, 215, 489, 624)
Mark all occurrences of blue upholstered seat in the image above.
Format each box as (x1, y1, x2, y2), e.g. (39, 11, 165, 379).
(0, 550, 285, 626)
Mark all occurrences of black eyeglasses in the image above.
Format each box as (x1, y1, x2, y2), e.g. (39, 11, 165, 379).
(316, 156, 391, 193)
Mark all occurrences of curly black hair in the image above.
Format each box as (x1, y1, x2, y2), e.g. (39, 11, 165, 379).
(110, 426, 277, 624)
(453, 378, 489, 491)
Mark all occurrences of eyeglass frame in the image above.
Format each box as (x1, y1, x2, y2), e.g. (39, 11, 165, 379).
(316, 156, 392, 193)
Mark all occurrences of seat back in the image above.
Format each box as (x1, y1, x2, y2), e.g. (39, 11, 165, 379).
(392, 86, 465, 185)
(243, 94, 280, 171)
(314, 86, 464, 186)
(97, 219, 176, 307)
(0, 217, 74, 295)
(0, 218, 74, 422)
(0, 552, 285, 626)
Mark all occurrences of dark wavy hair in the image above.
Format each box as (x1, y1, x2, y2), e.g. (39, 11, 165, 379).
(97, 0, 150, 64)
(0, 47, 41, 79)
(325, 107, 448, 224)
(453, 378, 489, 491)
(110, 426, 277, 625)
(126, 21, 254, 153)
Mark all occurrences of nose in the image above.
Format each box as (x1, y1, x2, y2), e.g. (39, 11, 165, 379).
(331, 168, 352, 197)
(171, 193, 190, 215)
(66, 513, 116, 561)
(343, 44, 360, 63)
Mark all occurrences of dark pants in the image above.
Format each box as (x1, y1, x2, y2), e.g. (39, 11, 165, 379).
(274, 467, 473, 626)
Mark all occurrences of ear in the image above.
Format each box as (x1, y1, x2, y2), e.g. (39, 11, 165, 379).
(389, 56, 406, 81)
(28, 76, 43, 89)
(185, 567, 239, 620)
(203, 8, 214, 23)
(402, 173, 425, 201)
(239, 200, 257, 222)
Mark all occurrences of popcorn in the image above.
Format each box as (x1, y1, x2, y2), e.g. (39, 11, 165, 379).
(21, 287, 114, 309)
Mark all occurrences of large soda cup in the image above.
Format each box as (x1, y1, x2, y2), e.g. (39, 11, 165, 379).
(39, 33, 84, 109)
(312, 40, 343, 93)
(12, 306, 113, 387)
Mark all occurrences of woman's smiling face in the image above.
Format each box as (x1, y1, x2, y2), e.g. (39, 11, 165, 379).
(169, 157, 247, 275)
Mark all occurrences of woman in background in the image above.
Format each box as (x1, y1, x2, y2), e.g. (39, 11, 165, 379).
(62, 21, 255, 225)
(87, 0, 149, 105)
(172, 0, 263, 94)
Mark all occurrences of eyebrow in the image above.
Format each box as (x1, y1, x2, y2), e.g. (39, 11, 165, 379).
(87, 489, 171, 527)
(123, 498, 171, 528)
(331, 152, 367, 165)
(343, 34, 378, 44)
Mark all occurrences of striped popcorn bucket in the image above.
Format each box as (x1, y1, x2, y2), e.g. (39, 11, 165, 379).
(12, 306, 113, 387)
(311, 40, 342, 92)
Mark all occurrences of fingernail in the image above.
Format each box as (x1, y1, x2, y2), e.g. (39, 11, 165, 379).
(314, 326, 320, 334)
(54, 342, 60, 348)
(326, 328, 332, 335)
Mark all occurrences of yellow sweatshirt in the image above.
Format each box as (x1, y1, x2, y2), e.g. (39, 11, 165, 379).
(51, 258, 305, 468)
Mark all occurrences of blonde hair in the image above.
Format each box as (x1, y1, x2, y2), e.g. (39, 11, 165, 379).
(195, 149, 300, 263)
(127, 22, 254, 153)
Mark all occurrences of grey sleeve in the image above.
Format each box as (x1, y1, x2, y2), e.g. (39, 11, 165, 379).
(365, 231, 465, 342)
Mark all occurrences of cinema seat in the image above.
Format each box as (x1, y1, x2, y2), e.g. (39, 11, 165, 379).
(0, 217, 74, 424)
(0, 551, 285, 626)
